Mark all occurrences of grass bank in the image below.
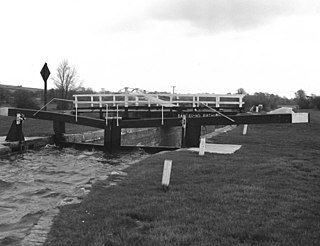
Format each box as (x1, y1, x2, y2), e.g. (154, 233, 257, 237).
(43, 110, 320, 246)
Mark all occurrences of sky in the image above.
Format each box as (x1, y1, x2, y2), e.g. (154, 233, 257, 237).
(0, 0, 319, 98)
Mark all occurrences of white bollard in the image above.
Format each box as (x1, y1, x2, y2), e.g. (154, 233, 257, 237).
(162, 160, 172, 189)
(242, 124, 248, 135)
(199, 137, 206, 156)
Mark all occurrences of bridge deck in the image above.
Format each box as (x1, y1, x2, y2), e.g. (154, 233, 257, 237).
(0, 107, 310, 151)
(1, 108, 309, 129)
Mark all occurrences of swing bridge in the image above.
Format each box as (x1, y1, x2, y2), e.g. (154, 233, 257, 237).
(0, 88, 310, 151)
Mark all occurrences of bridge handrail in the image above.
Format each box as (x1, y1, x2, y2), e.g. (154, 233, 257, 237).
(73, 93, 244, 108)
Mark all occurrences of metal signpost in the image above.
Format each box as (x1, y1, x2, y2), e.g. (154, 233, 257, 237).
(40, 63, 50, 110)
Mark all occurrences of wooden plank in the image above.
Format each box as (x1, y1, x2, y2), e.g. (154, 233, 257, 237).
(7, 108, 106, 129)
(187, 114, 293, 126)
(6, 108, 309, 130)
(121, 118, 181, 128)
(120, 114, 301, 128)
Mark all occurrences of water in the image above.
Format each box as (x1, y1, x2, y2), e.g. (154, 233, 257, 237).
(0, 146, 149, 245)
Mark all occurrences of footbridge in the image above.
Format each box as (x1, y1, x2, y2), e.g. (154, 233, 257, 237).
(0, 90, 310, 151)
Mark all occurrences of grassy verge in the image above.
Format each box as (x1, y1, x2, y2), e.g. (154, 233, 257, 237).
(44, 110, 320, 246)
(0, 116, 99, 137)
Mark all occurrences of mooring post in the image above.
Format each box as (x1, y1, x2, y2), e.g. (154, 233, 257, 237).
(5, 113, 25, 143)
(104, 119, 121, 152)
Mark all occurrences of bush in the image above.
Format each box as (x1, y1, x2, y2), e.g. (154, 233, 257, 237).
(13, 90, 39, 109)
(312, 96, 320, 110)
(243, 93, 294, 112)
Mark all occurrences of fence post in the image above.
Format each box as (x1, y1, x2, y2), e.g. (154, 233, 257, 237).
(199, 137, 206, 156)
(243, 124, 248, 135)
(162, 160, 172, 190)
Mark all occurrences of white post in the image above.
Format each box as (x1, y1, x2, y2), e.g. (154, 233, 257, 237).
(161, 105, 164, 125)
(125, 94, 128, 107)
(75, 104, 78, 123)
(216, 96, 220, 107)
(105, 104, 108, 126)
(74, 96, 78, 122)
(243, 124, 248, 135)
(116, 104, 119, 126)
(99, 95, 102, 108)
(239, 96, 243, 108)
(162, 160, 172, 189)
(199, 137, 206, 156)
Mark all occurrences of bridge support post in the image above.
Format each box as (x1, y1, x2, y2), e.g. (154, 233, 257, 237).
(53, 121, 66, 145)
(104, 119, 121, 152)
(99, 108, 104, 119)
(185, 123, 201, 147)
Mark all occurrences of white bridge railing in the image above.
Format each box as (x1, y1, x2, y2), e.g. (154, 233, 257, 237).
(73, 93, 244, 109)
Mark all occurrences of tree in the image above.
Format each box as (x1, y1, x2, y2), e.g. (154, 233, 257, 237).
(311, 96, 320, 110)
(237, 88, 247, 95)
(52, 60, 81, 109)
(243, 92, 295, 112)
(0, 87, 12, 106)
(13, 90, 39, 109)
(295, 89, 311, 109)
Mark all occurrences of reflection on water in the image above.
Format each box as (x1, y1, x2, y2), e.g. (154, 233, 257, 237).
(0, 146, 149, 245)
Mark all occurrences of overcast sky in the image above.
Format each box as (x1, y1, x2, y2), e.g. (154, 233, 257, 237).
(1, 0, 319, 98)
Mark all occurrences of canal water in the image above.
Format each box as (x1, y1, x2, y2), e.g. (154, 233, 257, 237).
(0, 146, 149, 245)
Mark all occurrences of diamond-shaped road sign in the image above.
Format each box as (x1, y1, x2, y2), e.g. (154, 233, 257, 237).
(40, 63, 50, 82)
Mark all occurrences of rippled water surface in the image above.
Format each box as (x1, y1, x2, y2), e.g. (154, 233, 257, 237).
(0, 146, 149, 245)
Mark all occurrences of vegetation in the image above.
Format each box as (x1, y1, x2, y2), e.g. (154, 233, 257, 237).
(243, 92, 293, 111)
(52, 60, 82, 110)
(313, 96, 320, 110)
(236, 88, 320, 112)
(44, 110, 320, 245)
(13, 90, 39, 109)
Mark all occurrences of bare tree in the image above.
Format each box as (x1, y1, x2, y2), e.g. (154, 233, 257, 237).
(52, 60, 81, 109)
(52, 60, 81, 99)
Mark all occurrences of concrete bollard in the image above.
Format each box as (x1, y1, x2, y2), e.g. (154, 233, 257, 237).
(242, 124, 248, 135)
(162, 160, 172, 190)
(199, 137, 206, 156)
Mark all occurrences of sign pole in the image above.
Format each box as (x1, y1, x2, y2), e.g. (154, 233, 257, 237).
(44, 80, 47, 111)
(40, 63, 50, 111)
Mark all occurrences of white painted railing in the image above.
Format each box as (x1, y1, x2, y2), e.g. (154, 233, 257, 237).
(73, 93, 244, 109)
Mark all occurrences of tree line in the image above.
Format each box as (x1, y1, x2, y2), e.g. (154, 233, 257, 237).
(1, 60, 319, 111)
(238, 88, 320, 111)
